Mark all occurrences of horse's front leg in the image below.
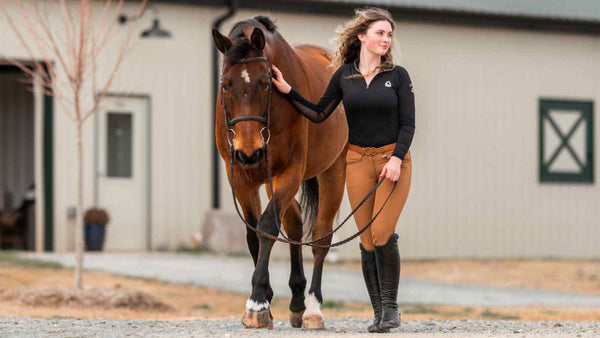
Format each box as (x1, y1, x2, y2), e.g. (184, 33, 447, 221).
(242, 166, 303, 329)
(226, 165, 276, 321)
(233, 183, 262, 266)
(266, 185, 307, 328)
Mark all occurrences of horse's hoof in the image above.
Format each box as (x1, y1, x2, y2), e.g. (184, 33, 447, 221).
(289, 310, 305, 328)
(241, 309, 273, 329)
(301, 314, 324, 330)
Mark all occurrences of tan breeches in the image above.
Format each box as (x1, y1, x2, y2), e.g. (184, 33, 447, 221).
(345, 146, 412, 251)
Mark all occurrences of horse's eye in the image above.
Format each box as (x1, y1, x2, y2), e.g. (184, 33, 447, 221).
(222, 83, 230, 92)
(261, 82, 269, 91)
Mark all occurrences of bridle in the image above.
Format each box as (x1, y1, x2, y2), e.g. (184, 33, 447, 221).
(220, 56, 396, 248)
(221, 56, 272, 149)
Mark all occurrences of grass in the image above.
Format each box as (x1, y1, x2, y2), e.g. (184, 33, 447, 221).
(0, 251, 63, 269)
(120, 274, 160, 283)
(480, 309, 520, 320)
(175, 244, 213, 255)
(321, 300, 345, 309)
(399, 304, 488, 318)
(194, 303, 211, 310)
(227, 251, 251, 258)
(401, 304, 440, 314)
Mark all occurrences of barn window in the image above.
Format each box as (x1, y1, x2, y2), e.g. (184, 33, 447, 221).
(107, 112, 133, 178)
(539, 99, 594, 183)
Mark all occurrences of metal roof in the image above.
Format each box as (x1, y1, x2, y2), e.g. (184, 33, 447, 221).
(163, 0, 600, 34)
(321, 0, 600, 22)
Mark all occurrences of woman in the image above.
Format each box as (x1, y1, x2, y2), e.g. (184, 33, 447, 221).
(271, 7, 415, 333)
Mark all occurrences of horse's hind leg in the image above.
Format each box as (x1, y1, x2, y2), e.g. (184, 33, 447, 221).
(282, 200, 307, 328)
(304, 151, 347, 329)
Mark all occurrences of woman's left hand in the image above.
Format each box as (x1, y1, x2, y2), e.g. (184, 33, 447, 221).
(271, 65, 292, 94)
(379, 156, 402, 182)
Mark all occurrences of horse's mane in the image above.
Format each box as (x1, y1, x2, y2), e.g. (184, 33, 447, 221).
(225, 16, 278, 64)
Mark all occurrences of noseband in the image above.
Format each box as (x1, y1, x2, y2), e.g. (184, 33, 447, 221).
(220, 56, 272, 148)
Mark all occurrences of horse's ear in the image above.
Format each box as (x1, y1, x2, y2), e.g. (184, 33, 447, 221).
(250, 28, 265, 51)
(212, 28, 232, 53)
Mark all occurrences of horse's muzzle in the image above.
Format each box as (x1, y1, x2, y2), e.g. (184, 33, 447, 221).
(234, 148, 265, 168)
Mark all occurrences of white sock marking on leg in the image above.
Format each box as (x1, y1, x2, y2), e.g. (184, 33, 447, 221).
(245, 298, 269, 312)
(303, 292, 323, 317)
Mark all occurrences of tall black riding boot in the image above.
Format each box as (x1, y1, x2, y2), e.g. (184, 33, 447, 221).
(374, 233, 401, 330)
(360, 243, 389, 333)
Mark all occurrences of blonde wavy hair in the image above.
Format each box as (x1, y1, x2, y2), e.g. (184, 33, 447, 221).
(331, 7, 396, 77)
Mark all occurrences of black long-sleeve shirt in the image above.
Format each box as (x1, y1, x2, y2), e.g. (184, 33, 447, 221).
(285, 59, 415, 160)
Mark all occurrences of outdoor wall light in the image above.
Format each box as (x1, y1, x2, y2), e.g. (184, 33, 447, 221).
(141, 18, 171, 38)
(118, 4, 172, 39)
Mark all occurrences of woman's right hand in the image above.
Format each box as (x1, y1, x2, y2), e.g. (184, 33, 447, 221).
(271, 65, 292, 94)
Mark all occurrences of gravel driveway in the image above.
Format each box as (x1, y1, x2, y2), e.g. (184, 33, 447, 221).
(2, 317, 599, 337)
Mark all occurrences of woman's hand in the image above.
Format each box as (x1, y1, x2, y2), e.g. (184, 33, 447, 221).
(379, 156, 402, 182)
(271, 65, 292, 94)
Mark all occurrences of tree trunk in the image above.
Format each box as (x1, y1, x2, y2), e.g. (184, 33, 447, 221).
(74, 117, 84, 290)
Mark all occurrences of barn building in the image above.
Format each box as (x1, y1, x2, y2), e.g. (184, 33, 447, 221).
(0, 0, 598, 258)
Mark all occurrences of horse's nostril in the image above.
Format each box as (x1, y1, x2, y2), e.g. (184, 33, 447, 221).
(234, 149, 264, 166)
(234, 150, 247, 164)
(251, 148, 264, 162)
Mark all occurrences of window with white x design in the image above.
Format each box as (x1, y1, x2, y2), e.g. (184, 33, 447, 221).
(539, 99, 594, 183)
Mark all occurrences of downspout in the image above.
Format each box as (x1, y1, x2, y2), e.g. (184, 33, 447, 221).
(211, 1, 236, 209)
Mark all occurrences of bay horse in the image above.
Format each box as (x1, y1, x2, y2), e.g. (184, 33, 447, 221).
(212, 16, 348, 329)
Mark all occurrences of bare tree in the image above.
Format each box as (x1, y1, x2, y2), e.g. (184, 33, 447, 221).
(0, 0, 147, 289)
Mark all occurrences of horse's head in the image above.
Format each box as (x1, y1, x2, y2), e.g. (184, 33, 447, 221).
(213, 18, 275, 169)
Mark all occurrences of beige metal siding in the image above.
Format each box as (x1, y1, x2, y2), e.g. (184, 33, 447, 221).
(396, 24, 600, 258)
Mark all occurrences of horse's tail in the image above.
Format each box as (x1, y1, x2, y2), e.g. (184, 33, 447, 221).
(300, 177, 319, 241)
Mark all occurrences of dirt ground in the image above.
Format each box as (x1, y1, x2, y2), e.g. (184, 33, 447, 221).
(1, 256, 600, 322)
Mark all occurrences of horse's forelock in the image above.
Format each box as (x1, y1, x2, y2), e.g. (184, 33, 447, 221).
(224, 38, 251, 64)
(224, 17, 278, 64)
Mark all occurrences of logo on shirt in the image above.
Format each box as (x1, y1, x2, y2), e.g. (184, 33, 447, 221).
(384, 81, 392, 88)
(409, 83, 414, 93)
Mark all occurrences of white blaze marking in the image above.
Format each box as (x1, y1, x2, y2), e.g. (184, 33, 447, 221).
(241, 69, 251, 84)
(303, 293, 323, 317)
(245, 298, 269, 312)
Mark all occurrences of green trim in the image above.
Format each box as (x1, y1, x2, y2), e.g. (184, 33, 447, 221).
(44, 81, 54, 251)
(539, 99, 594, 184)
